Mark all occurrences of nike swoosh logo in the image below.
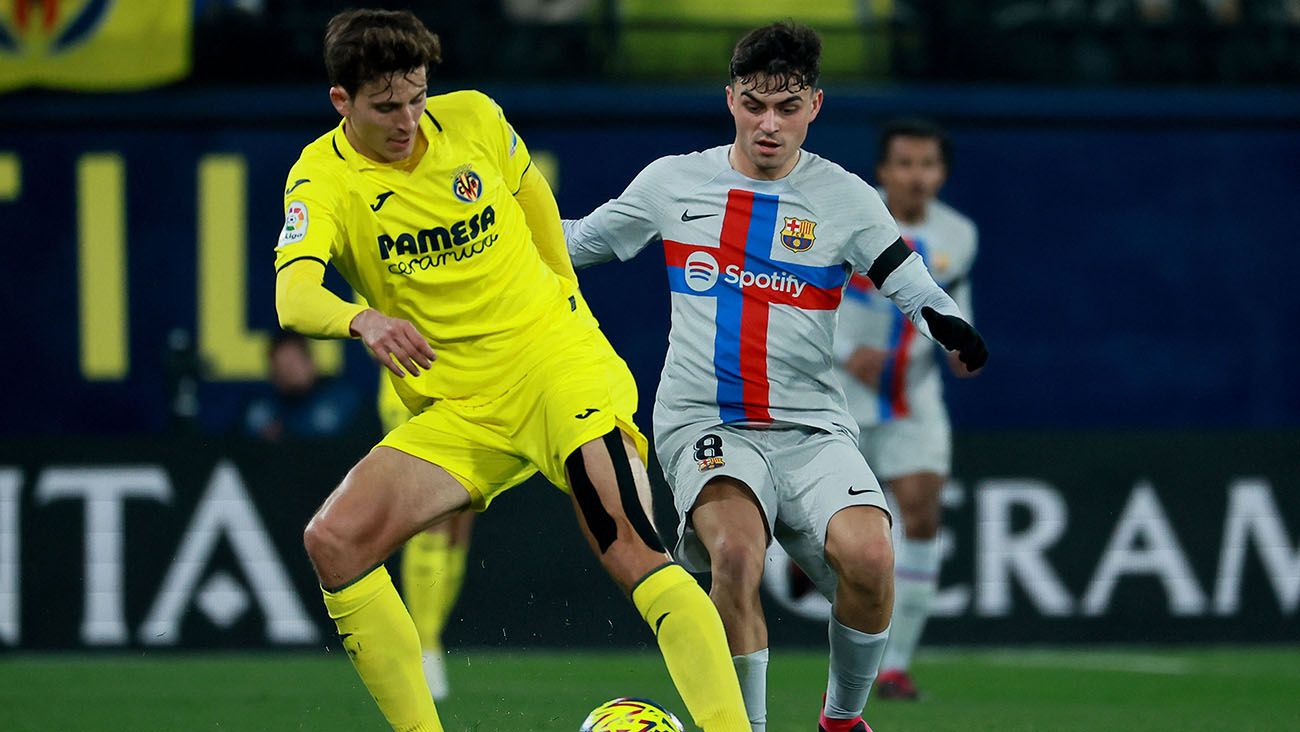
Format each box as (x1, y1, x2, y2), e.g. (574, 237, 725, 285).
(681, 210, 718, 222)
(370, 191, 395, 211)
(575, 408, 599, 420)
(285, 178, 310, 195)
(654, 612, 671, 635)
(847, 486, 873, 496)
(338, 632, 354, 641)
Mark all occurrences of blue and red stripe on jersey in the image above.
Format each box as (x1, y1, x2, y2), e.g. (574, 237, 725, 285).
(664, 189, 847, 424)
(843, 236, 928, 420)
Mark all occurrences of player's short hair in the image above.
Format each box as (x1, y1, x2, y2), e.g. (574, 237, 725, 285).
(877, 118, 953, 168)
(324, 9, 442, 97)
(729, 21, 821, 95)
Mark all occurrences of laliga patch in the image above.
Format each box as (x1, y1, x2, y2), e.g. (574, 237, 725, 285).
(781, 216, 817, 253)
(278, 201, 308, 246)
(452, 165, 483, 203)
(697, 456, 725, 472)
(508, 127, 519, 157)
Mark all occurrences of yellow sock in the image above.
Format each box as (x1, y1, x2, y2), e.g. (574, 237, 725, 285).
(632, 564, 751, 732)
(434, 544, 469, 639)
(323, 565, 443, 732)
(401, 532, 449, 651)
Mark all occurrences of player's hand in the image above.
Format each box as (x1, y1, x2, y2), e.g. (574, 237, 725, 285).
(921, 306, 988, 372)
(349, 309, 437, 377)
(843, 346, 889, 388)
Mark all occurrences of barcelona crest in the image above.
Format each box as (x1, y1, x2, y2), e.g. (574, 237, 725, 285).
(452, 165, 483, 203)
(781, 217, 817, 252)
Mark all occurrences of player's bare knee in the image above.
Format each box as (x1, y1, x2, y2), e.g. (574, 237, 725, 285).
(708, 536, 766, 596)
(829, 532, 893, 597)
(303, 511, 348, 567)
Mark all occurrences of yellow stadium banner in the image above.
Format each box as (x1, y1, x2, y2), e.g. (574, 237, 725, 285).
(0, 0, 190, 92)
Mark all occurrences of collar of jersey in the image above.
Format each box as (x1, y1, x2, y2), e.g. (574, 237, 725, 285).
(332, 107, 443, 173)
(725, 144, 813, 185)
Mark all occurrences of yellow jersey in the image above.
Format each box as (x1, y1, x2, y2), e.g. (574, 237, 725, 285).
(274, 91, 579, 410)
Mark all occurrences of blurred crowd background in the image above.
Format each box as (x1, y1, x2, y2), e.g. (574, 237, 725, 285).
(189, 0, 1300, 86)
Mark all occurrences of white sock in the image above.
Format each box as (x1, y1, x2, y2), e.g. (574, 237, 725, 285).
(421, 648, 448, 700)
(881, 536, 940, 672)
(824, 617, 889, 719)
(733, 648, 768, 732)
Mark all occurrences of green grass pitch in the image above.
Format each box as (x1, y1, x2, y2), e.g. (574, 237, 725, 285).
(4, 646, 1299, 731)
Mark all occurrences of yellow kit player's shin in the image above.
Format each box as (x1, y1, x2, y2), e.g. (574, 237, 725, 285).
(633, 563, 751, 732)
(401, 529, 467, 699)
(401, 531, 450, 651)
(323, 565, 443, 732)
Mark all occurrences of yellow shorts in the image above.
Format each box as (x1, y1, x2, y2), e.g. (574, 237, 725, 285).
(377, 322, 647, 511)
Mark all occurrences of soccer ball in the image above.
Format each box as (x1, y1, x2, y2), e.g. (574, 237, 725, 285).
(579, 697, 685, 732)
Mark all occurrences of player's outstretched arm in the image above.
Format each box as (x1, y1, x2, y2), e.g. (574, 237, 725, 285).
(564, 157, 674, 269)
(872, 248, 989, 372)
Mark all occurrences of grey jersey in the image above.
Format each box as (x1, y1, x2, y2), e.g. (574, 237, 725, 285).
(834, 197, 978, 425)
(565, 145, 962, 439)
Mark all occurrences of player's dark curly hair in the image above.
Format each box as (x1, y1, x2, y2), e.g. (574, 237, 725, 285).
(324, 9, 441, 97)
(877, 118, 953, 168)
(729, 21, 821, 95)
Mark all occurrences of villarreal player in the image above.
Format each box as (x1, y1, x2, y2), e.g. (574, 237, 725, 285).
(273, 9, 749, 732)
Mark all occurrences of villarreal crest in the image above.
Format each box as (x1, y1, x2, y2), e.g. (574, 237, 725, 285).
(452, 165, 483, 203)
(781, 217, 817, 252)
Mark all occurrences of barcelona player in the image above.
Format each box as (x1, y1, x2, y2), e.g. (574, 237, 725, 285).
(274, 10, 749, 731)
(565, 22, 987, 732)
(835, 119, 980, 700)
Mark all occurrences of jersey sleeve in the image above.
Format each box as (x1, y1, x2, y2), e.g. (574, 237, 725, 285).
(486, 95, 533, 194)
(840, 180, 964, 345)
(563, 156, 674, 268)
(841, 181, 902, 276)
(273, 164, 345, 272)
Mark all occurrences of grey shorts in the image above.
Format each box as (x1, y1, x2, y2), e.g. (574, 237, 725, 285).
(656, 422, 890, 585)
(858, 409, 951, 481)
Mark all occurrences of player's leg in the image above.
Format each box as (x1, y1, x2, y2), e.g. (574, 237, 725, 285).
(877, 470, 944, 700)
(820, 506, 894, 732)
(384, 376, 474, 701)
(775, 429, 892, 732)
(400, 512, 474, 700)
(304, 446, 473, 732)
(436, 511, 474, 638)
(692, 477, 770, 652)
(690, 476, 772, 732)
(866, 410, 951, 700)
(565, 429, 751, 732)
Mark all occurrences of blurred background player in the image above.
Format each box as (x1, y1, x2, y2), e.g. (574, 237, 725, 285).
(565, 23, 987, 732)
(274, 9, 750, 731)
(834, 118, 979, 701)
(380, 376, 473, 701)
(244, 330, 364, 441)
